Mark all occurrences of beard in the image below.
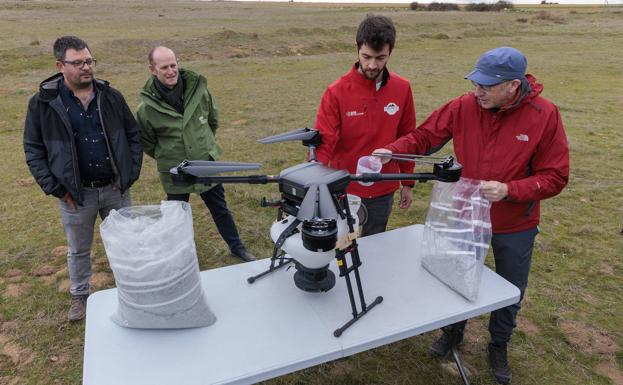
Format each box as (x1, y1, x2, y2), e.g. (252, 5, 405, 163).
(363, 69, 381, 80)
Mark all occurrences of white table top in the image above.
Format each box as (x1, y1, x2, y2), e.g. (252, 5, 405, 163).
(83, 224, 519, 385)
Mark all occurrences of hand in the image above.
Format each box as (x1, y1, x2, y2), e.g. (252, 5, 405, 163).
(61, 192, 76, 211)
(480, 181, 508, 202)
(372, 148, 392, 164)
(399, 185, 413, 209)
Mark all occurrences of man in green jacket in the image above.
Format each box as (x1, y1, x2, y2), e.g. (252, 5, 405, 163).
(136, 46, 255, 262)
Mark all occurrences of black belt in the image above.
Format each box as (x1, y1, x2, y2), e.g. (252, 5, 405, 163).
(82, 178, 113, 188)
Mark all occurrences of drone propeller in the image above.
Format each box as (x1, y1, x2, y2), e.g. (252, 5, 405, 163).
(173, 160, 262, 177)
(258, 127, 319, 144)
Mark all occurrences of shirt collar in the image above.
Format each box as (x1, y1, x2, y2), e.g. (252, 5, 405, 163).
(59, 76, 96, 102)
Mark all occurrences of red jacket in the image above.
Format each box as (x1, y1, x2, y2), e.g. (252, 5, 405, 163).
(386, 75, 569, 233)
(314, 64, 416, 199)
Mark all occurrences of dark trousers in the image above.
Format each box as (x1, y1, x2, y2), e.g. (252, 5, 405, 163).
(450, 226, 538, 346)
(361, 193, 394, 237)
(167, 184, 244, 253)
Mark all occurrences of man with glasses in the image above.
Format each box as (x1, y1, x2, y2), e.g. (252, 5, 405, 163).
(374, 47, 569, 384)
(313, 15, 416, 237)
(24, 36, 142, 321)
(136, 46, 256, 263)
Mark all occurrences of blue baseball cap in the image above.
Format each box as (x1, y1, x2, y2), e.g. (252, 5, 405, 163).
(465, 47, 527, 86)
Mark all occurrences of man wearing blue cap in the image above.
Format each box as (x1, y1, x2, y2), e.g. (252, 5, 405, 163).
(375, 47, 569, 384)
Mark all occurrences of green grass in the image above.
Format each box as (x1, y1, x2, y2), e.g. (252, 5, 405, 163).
(1, 1, 622, 384)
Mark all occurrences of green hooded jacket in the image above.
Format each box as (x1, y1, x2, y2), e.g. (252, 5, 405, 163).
(136, 68, 221, 194)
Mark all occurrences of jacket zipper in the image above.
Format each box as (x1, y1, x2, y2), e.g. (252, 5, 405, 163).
(51, 96, 82, 202)
(97, 92, 121, 190)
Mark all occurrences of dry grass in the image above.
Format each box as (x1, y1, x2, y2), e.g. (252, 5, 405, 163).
(1, 1, 622, 385)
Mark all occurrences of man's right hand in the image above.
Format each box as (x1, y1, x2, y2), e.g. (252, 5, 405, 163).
(372, 148, 393, 164)
(61, 192, 76, 211)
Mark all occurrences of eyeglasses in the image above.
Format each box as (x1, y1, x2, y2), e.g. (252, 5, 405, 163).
(61, 58, 97, 68)
(471, 80, 508, 92)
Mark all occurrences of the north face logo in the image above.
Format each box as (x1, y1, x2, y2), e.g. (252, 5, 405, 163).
(384, 102, 399, 116)
(199, 116, 208, 125)
(516, 134, 529, 142)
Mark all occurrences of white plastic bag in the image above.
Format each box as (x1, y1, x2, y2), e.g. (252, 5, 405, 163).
(421, 178, 492, 301)
(100, 201, 216, 329)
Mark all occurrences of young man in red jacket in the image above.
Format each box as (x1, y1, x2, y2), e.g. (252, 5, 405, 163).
(314, 14, 416, 236)
(375, 47, 569, 384)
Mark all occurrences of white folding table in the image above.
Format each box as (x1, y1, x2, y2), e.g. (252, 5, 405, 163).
(83, 224, 519, 385)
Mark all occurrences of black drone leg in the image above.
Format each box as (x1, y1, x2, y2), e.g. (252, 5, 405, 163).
(247, 255, 293, 283)
(248, 219, 299, 284)
(443, 326, 471, 385)
(332, 244, 383, 337)
(349, 243, 368, 311)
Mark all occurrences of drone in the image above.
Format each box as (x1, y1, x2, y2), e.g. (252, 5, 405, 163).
(170, 128, 462, 337)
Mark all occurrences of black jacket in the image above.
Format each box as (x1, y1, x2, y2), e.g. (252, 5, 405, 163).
(24, 74, 142, 205)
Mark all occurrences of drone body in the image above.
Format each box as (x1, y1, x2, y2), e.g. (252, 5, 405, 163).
(170, 127, 462, 336)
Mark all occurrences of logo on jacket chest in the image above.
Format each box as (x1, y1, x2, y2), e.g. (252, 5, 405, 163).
(346, 110, 365, 117)
(383, 102, 399, 116)
(199, 116, 208, 125)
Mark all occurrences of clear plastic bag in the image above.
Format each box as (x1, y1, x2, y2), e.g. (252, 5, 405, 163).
(421, 178, 492, 301)
(100, 201, 216, 328)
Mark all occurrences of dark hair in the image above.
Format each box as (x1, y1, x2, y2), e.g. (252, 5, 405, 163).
(53, 36, 90, 61)
(356, 14, 396, 53)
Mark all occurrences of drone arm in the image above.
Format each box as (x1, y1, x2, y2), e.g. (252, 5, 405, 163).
(351, 158, 462, 183)
(351, 173, 436, 183)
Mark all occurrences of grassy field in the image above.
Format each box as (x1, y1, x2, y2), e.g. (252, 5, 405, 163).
(1, 1, 622, 384)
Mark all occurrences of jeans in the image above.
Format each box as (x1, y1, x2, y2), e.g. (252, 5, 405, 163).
(448, 226, 539, 345)
(59, 185, 131, 296)
(361, 193, 394, 237)
(167, 184, 244, 253)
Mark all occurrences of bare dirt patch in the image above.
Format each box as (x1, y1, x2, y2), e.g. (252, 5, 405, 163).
(3, 283, 30, 298)
(328, 359, 353, 377)
(0, 321, 19, 334)
(57, 279, 70, 293)
(0, 376, 24, 385)
(4, 269, 22, 279)
(559, 319, 619, 355)
(596, 359, 623, 385)
(598, 262, 615, 276)
(54, 266, 68, 278)
(0, 335, 35, 367)
(38, 275, 57, 286)
(90, 272, 113, 289)
(463, 317, 489, 351)
(14, 178, 34, 187)
(517, 316, 541, 336)
(51, 246, 68, 258)
(32, 265, 56, 276)
(441, 361, 476, 378)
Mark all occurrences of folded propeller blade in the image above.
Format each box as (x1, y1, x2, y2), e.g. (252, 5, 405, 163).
(175, 160, 262, 177)
(258, 127, 318, 144)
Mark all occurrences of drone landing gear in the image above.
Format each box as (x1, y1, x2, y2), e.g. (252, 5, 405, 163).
(333, 241, 383, 337)
(247, 218, 299, 284)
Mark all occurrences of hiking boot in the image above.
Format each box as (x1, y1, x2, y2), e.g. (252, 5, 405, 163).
(429, 328, 463, 357)
(231, 248, 256, 262)
(488, 343, 512, 384)
(68, 294, 88, 322)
